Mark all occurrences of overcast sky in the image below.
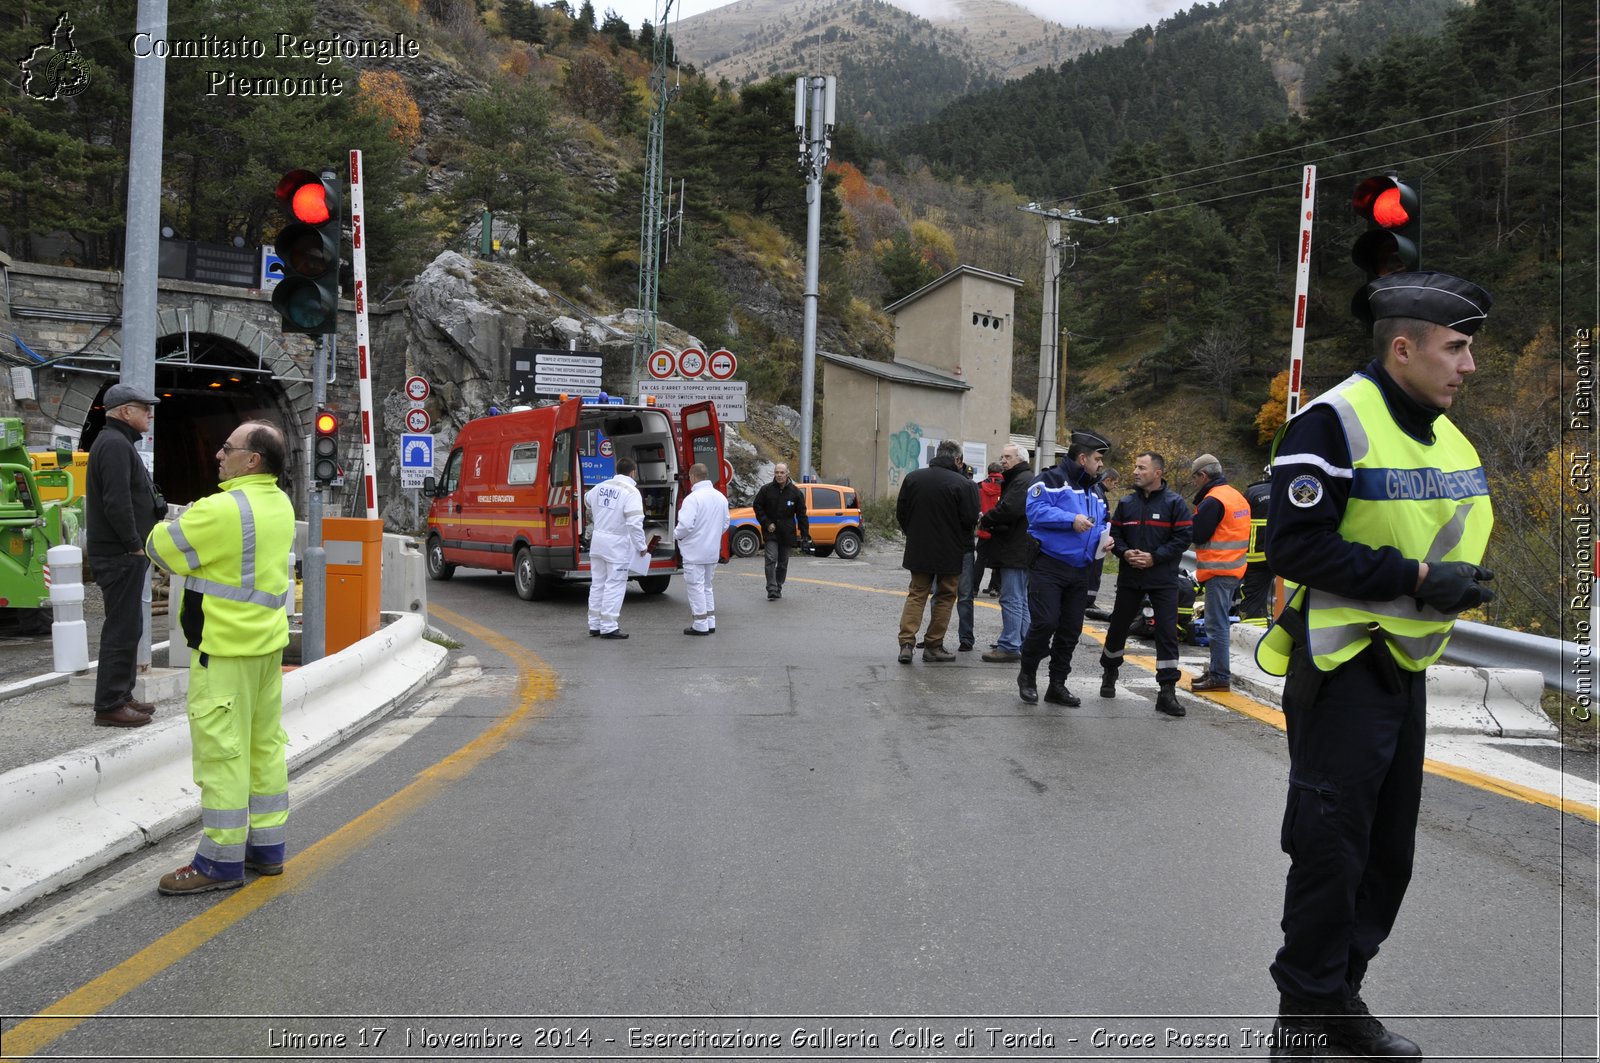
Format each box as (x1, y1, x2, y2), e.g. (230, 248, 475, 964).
(601, 0, 1193, 34)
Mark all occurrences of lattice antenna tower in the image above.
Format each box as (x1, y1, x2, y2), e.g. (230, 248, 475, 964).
(633, 0, 680, 384)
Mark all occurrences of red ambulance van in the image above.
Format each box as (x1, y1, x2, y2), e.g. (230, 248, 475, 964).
(423, 397, 726, 600)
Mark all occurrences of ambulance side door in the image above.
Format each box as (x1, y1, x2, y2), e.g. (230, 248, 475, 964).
(676, 400, 728, 558)
(546, 397, 583, 568)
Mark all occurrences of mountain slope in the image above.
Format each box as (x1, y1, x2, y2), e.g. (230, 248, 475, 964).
(665, 0, 1120, 135)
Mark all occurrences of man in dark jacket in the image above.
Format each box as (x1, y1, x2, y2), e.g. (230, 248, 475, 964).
(1011, 436, 1109, 705)
(895, 439, 980, 664)
(976, 443, 1034, 663)
(86, 382, 163, 728)
(751, 463, 809, 600)
(1097, 451, 1195, 716)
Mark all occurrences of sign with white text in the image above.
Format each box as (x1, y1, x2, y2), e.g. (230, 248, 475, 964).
(636, 380, 747, 422)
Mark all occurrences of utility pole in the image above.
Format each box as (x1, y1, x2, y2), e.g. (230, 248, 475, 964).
(124, 0, 167, 669)
(795, 74, 836, 482)
(1018, 204, 1111, 466)
(633, 0, 678, 391)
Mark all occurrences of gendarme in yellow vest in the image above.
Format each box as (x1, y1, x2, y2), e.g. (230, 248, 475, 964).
(1257, 373, 1493, 676)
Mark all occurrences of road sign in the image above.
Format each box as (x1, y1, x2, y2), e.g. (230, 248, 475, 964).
(260, 246, 285, 290)
(708, 348, 737, 380)
(678, 346, 706, 377)
(400, 433, 433, 490)
(404, 376, 431, 402)
(404, 407, 431, 433)
(636, 380, 748, 422)
(647, 349, 676, 379)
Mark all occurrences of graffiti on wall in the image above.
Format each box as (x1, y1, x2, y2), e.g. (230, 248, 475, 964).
(888, 422, 923, 489)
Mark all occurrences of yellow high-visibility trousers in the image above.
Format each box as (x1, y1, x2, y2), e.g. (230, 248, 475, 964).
(185, 651, 288, 880)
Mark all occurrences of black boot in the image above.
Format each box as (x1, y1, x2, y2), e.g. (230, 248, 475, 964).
(1328, 995, 1421, 1058)
(1018, 672, 1039, 704)
(1154, 681, 1185, 716)
(1043, 681, 1080, 707)
(1270, 996, 1331, 1061)
(1099, 670, 1116, 698)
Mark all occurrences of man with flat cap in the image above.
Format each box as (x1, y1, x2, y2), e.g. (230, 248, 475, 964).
(1257, 271, 1496, 1060)
(85, 381, 164, 728)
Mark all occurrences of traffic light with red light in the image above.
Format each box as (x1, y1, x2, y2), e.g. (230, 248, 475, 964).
(1350, 175, 1420, 280)
(271, 169, 342, 335)
(313, 407, 341, 484)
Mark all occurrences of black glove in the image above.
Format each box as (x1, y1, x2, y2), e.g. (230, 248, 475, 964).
(801, 537, 814, 553)
(1416, 562, 1495, 613)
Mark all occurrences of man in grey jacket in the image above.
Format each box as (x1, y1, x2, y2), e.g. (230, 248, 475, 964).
(85, 382, 163, 727)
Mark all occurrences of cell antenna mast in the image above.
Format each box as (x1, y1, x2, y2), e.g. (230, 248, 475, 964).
(633, 0, 678, 388)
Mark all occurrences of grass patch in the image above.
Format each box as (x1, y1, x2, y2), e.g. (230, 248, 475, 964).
(424, 629, 464, 650)
(1542, 689, 1599, 755)
(862, 497, 900, 543)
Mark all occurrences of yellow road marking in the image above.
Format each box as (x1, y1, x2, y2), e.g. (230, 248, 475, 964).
(753, 571, 1599, 821)
(2, 604, 554, 1058)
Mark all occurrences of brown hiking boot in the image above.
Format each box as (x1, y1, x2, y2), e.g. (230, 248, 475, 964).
(921, 643, 956, 662)
(158, 864, 243, 895)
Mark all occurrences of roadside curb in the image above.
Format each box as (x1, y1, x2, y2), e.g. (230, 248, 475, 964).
(0, 613, 448, 919)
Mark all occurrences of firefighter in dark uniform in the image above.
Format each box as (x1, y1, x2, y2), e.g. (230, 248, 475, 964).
(1097, 450, 1193, 716)
(1239, 467, 1275, 621)
(1259, 272, 1496, 1060)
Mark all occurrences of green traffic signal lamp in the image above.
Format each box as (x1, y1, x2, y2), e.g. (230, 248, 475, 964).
(271, 169, 342, 335)
(1350, 175, 1420, 280)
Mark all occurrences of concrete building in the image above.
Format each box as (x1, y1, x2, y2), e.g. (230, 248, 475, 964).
(820, 265, 1023, 499)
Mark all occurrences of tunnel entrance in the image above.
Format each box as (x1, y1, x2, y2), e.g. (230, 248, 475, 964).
(79, 333, 300, 506)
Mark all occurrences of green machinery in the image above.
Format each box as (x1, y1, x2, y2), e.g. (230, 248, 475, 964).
(0, 417, 82, 611)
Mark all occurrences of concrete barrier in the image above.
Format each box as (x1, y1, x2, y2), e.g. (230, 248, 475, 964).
(0, 611, 447, 918)
(1225, 623, 1554, 738)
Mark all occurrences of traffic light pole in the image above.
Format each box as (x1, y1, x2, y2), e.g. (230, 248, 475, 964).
(303, 334, 328, 664)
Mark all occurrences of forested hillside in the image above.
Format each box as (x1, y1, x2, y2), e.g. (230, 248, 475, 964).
(2, 0, 1591, 633)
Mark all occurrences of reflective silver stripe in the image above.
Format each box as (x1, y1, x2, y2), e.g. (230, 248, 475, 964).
(250, 791, 290, 814)
(247, 824, 288, 845)
(1156, 658, 1181, 670)
(1426, 502, 1475, 564)
(167, 522, 203, 570)
(1323, 386, 1371, 463)
(183, 489, 287, 609)
(1308, 621, 1446, 664)
(1196, 558, 1246, 571)
(1200, 539, 1250, 550)
(197, 836, 247, 862)
(187, 575, 289, 610)
(1102, 647, 1125, 660)
(202, 806, 250, 830)
(231, 490, 257, 589)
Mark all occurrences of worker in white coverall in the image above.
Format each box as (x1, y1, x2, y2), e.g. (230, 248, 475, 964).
(584, 454, 648, 640)
(146, 419, 295, 894)
(674, 462, 730, 636)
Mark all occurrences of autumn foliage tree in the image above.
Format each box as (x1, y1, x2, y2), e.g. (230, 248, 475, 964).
(358, 71, 423, 146)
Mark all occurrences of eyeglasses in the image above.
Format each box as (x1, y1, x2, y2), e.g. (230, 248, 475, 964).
(218, 443, 256, 456)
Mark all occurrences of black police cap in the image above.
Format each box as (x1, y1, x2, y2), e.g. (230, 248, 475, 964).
(1356, 271, 1493, 335)
(1069, 429, 1110, 455)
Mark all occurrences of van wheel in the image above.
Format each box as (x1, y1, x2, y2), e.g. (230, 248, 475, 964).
(638, 575, 670, 595)
(730, 527, 761, 558)
(426, 536, 455, 581)
(833, 528, 863, 560)
(514, 546, 552, 601)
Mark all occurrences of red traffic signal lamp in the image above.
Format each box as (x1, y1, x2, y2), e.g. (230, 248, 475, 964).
(313, 407, 341, 483)
(271, 169, 342, 335)
(1350, 175, 1420, 280)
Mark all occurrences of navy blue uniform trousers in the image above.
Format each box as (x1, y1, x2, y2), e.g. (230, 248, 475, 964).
(1098, 581, 1181, 685)
(1020, 553, 1091, 682)
(1271, 644, 1426, 1003)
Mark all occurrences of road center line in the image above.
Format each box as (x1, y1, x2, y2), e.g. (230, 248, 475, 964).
(2, 604, 553, 1058)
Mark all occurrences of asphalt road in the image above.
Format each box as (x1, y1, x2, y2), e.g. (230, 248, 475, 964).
(1, 542, 1595, 1061)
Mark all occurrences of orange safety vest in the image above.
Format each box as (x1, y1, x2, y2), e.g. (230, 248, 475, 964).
(1194, 481, 1250, 581)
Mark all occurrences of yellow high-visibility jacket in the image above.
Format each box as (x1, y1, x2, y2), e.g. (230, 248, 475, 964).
(147, 473, 294, 658)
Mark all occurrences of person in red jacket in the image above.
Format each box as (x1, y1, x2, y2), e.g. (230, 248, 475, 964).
(976, 461, 1004, 597)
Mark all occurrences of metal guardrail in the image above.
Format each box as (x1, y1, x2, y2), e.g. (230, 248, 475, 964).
(1179, 551, 1587, 697)
(1441, 620, 1587, 699)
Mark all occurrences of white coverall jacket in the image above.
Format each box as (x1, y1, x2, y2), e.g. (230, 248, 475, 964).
(585, 473, 647, 562)
(675, 480, 729, 564)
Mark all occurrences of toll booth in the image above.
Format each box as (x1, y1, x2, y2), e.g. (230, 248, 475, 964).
(323, 517, 382, 654)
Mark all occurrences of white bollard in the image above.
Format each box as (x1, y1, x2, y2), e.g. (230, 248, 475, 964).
(47, 544, 89, 673)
